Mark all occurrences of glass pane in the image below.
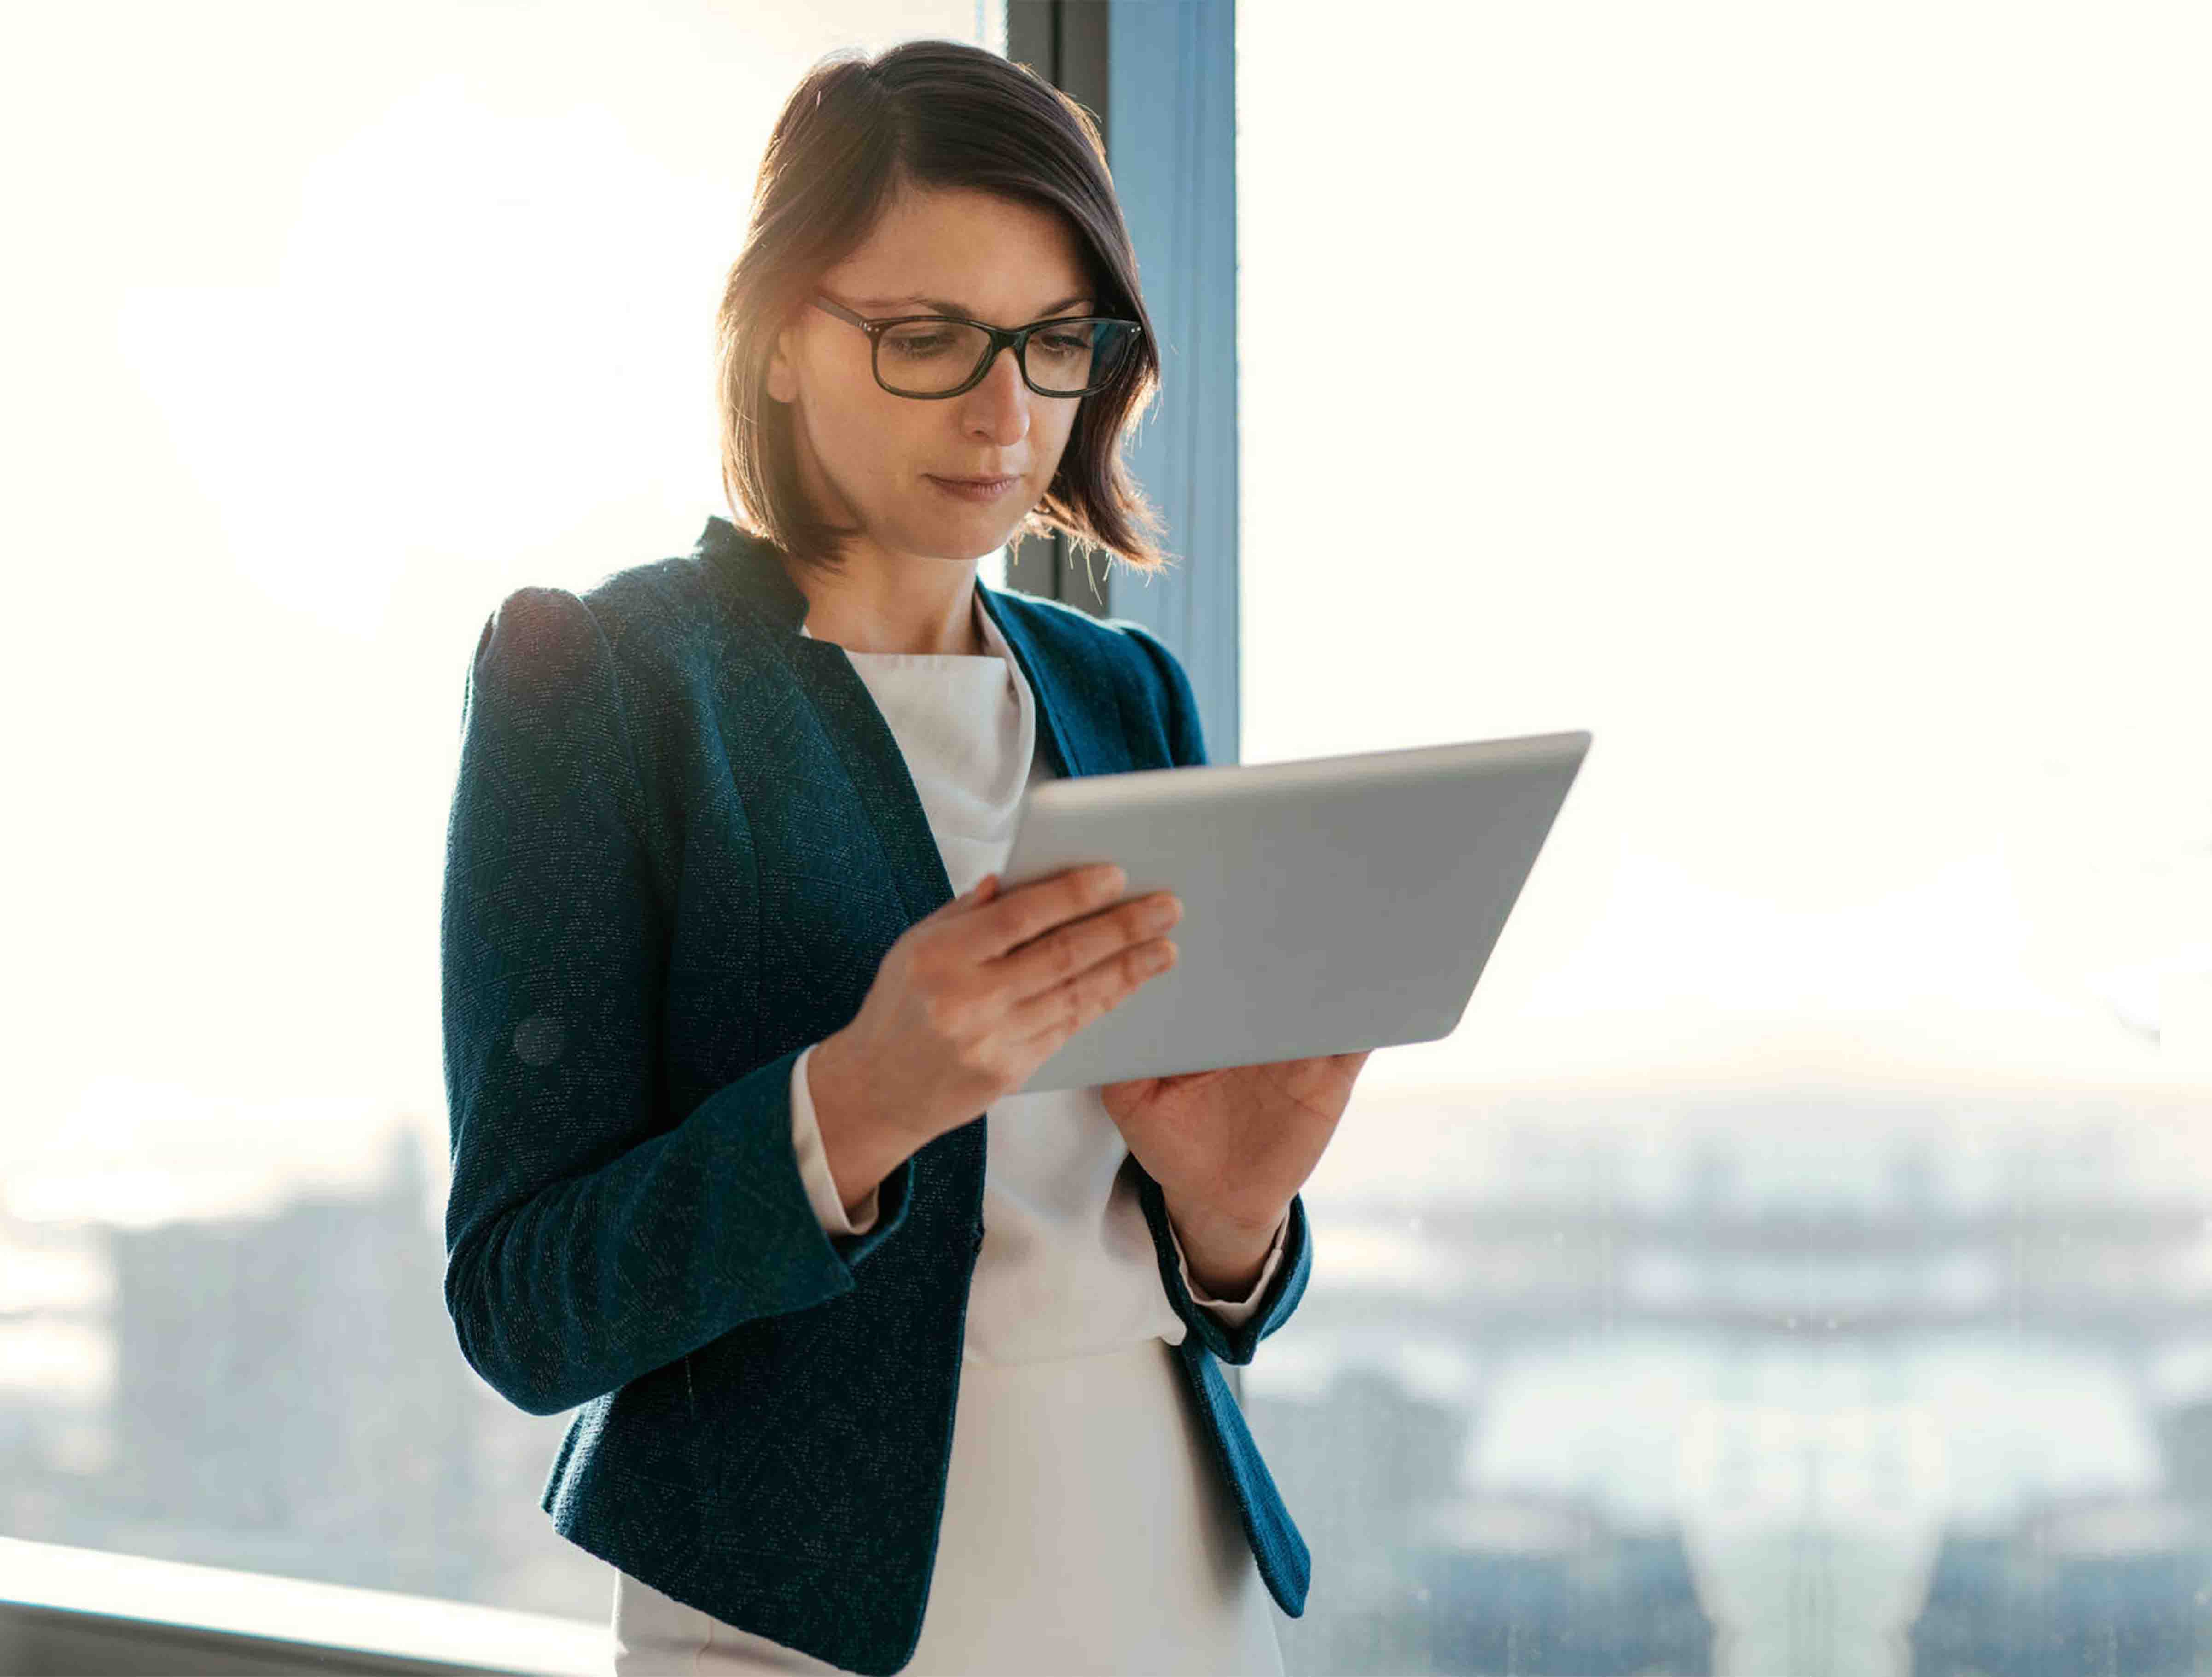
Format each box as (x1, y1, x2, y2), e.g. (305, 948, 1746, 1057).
(1237, 4, 2212, 1673)
(875, 318, 1132, 395)
(1028, 319, 1136, 394)
(0, 0, 1006, 1632)
(879, 319, 995, 391)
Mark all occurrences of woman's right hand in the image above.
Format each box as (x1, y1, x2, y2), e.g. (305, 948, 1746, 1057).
(814, 862, 1184, 1155)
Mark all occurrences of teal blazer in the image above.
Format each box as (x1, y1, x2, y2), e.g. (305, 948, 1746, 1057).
(439, 516, 1312, 1675)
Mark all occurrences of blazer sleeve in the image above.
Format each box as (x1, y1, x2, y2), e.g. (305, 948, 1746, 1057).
(1118, 619, 1314, 1362)
(1135, 1167, 1311, 1367)
(440, 585, 914, 1418)
(1173, 1205, 1290, 1328)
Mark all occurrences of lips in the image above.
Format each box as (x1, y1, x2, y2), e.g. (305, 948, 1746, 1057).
(926, 472, 1022, 504)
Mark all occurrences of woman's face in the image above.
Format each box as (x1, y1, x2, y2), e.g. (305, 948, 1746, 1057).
(768, 186, 1097, 565)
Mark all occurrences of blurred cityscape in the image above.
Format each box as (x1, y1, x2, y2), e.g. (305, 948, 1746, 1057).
(6, 1073, 2212, 1676)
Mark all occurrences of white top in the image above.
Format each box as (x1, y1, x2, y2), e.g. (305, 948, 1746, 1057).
(792, 586, 1288, 1354)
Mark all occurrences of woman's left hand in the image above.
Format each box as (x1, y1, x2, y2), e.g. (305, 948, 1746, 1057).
(1100, 1049, 1372, 1240)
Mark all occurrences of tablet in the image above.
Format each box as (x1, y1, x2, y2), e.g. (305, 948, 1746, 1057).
(999, 728, 1592, 1095)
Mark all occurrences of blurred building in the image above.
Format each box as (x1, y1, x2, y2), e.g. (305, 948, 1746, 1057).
(10, 1078, 2212, 1674)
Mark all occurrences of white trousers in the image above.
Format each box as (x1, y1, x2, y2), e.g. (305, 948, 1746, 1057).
(610, 1334, 1286, 1675)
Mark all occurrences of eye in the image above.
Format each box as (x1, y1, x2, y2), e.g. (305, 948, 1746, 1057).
(883, 328, 955, 358)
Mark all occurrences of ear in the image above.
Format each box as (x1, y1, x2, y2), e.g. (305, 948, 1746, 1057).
(766, 327, 798, 406)
(767, 294, 820, 406)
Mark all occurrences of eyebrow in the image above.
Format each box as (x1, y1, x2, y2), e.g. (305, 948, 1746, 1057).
(849, 292, 1093, 319)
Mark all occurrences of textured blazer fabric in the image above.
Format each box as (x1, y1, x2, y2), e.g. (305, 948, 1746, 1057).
(439, 516, 1314, 1675)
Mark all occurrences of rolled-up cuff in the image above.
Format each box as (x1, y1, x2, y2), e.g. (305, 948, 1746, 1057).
(1168, 1205, 1291, 1328)
(790, 1042, 881, 1235)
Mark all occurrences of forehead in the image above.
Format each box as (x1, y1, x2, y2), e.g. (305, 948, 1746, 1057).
(824, 186, 1094, 314)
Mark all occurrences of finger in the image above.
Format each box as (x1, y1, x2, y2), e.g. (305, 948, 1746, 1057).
(1005, 933, 1170, 1046)
(997, 895, 1177, 1006)
(941, 873, 998, 914)
(971, 863, 1127, 960)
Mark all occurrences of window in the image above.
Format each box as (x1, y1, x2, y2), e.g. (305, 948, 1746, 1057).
(0, 0, 1004, 1627)
(1236, 4, 2212, 1671)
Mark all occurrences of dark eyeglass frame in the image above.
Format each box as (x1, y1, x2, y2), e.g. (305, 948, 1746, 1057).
(811, 292, 1143, 400)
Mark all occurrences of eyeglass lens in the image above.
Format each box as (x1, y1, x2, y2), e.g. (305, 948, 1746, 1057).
(875, 319, 1137, 396)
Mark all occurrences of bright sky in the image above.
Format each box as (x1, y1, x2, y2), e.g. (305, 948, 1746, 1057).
(1, 1, 2206, 1229)
(1239, 0, 2212, 1097)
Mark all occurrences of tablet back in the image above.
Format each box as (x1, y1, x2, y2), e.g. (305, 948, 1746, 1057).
(1000, 728, 1591, 1095)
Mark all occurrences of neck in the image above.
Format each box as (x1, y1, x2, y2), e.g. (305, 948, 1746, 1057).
(788, 547, 990, 656)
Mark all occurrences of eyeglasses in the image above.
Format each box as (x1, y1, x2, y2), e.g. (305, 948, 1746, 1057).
(811, 292, 1142, 400)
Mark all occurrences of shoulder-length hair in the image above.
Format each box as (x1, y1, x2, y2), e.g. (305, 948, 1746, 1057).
(715, 37, 1171, 578)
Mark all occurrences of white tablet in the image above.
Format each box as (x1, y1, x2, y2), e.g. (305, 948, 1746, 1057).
(1000, 729, 1592, 1095)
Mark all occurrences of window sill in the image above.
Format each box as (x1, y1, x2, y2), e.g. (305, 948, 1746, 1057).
(0, 1536, 607, 1676)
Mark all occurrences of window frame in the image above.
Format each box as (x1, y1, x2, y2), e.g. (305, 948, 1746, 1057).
(1004, 0, 1244, 775)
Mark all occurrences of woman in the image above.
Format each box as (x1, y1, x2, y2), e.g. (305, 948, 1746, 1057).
(439, 38, 1369, 1676)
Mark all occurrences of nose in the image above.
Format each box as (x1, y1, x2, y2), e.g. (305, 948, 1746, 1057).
(961, 345, 1032, 448)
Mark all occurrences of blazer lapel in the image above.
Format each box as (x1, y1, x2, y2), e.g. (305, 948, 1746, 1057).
(786, 638, 960, 925)
(976, 582, 1083, 781)
(696, 517, 1091, 932)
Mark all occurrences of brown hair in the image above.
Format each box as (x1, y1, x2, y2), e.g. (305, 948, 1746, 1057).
(714, 38, 1171, 578)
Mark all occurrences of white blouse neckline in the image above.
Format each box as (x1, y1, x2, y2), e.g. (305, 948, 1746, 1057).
(798, 585, 1000, 665)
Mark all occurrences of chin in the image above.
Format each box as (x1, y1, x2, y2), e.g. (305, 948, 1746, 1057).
(916, 507, 1026, 558)
(954, 530, 1018, 562)
(880, 524, 1003, 565)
